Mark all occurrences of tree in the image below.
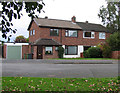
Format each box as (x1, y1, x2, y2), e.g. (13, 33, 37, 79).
(106, 32, 120, 51)
(15, 35, 27, 43)
(98, 2, 120, 32)
(1, 1, 45, 41)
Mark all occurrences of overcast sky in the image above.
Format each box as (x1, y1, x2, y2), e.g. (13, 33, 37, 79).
(0, 0, 107, 42)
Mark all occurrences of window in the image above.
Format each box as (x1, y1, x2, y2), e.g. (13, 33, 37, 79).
(84, 46, 91, 51)
(83, 31, 95, 38)
(65, 30, 78, 37)
(99, 32, 105, 39)
(33, 29, 35, 35)
(55, 46, 59, 51)
(30, 30, 32, 36)
(50, 29, 59, 36)
(45, 46, 53, 54)
(65, 46, 78, 55)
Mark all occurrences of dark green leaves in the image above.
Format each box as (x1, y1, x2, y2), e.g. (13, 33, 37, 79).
(98, 2, 120, 32)
(2, 1, 44, 41)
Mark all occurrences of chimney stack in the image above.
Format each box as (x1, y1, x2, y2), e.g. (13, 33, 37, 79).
(71, 16, 76, 23)
(85, 21, 88, 23)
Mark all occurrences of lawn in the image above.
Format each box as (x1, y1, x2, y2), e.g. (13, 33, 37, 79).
(2, 77, 119, 92)
(49, 58, 118, 60)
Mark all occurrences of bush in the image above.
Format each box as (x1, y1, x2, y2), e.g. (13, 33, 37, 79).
(83, 47, 103, 58)
(102, 44, 112, 58)
(58, 46, 64, 58)
(83, 50, 90, 58)
(107, 32, 120, 51)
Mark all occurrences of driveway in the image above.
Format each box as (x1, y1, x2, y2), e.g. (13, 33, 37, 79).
(2, 59, 118, 78)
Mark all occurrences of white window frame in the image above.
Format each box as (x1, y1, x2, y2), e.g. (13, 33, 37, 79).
(99, 32, 105, 39)
(33, 29, 35, 35)
(83, 31, 95, 39)
(65, 30, 78, 37)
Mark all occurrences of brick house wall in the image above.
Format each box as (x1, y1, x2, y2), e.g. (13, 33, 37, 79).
(33, 46, 37, 59)
(42, 46, 59, 59)
(28, 20, 111, 59)
(22, 45, 29, 59)
(29, 21, 111, 46)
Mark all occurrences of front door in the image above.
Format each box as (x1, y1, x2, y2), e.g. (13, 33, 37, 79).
(37, 46, 43, 59)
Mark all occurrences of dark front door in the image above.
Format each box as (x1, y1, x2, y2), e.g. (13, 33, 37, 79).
(37, 46, 43, 59)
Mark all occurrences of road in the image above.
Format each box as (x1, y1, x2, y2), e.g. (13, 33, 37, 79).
(2, 62, 118, 78)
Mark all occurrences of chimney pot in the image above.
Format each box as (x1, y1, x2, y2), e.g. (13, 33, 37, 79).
(85, 21, 88, 23)
(71, 16, 76, 23)
(45, 16, 48, 19)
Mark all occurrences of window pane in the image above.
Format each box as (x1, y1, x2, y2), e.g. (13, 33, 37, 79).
(45, 47, 52, 54)
(69, 30, 77, 37)
(99, 32, 105, 39)
(50, 29, 59, 36)
(33, 29, 35, 35)
(30, 30, 32, 36)
(68, 46, 77, 55)
(85, 32, 91, 37)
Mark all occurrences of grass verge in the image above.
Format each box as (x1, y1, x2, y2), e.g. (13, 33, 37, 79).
(2, 77, 120, 92)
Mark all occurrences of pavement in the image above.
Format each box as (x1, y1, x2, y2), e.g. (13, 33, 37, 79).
(1, 59, 119, 78)
(1, 59, 119, 64)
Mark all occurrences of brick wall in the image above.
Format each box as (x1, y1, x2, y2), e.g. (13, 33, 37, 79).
(33, 46, 37, 59)
(22, 45, 29, 59)
(29, 21, 111, 46)
(3, 45, 6, 58)
(111, 51, 120, 59)
(42, 46, 59, 59)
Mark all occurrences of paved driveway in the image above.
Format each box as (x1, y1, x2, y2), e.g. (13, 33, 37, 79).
(2, 59, 118, 78)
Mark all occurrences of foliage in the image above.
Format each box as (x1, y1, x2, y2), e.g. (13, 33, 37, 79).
(2, 77, 119, 92)
(26, 38, 29, 43)
(98, 2, 120, 32)
(15, 35, 27, 43)
(101, 44, 112, 58)
(83, 50, 90, 58)
(83, 47, 103, 58)
(58, 46, 64, 58)
(2, 1, 45, 41)
(106, 32, 120, 51)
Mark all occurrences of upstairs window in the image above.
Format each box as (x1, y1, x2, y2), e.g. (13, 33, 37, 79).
(30, 30, 32, 36)
(50, 29, 59, 36)
(99, 32, 105, 39)
(65, 30, 78, 37)
(83, 31, 94, 38)
(33, 29, 35, 35)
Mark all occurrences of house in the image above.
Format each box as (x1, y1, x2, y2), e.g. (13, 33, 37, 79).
(27, 16, 111, 59)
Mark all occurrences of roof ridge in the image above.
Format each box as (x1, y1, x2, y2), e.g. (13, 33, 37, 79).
(76, 21, 103, 26)
(35, 17, 72, 22)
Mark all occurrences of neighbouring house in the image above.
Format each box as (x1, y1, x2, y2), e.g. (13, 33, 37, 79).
(27, 16, 111, 59)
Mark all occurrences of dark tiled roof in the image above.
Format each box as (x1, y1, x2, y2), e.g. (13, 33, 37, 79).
(33, 18, 82, 30)
(32, 38, 61, 46)
(76, 22, 109, 32)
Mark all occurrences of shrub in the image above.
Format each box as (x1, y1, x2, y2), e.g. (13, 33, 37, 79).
(102, 44, 112, 58)
(83, 47, 103, 58)
(58, 46, 64, 58)
(107, 32, 120, 51)
(83, 50, 90, 58)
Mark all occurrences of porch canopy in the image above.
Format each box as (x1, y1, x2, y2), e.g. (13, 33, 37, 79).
(31, 38, 62, 46)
